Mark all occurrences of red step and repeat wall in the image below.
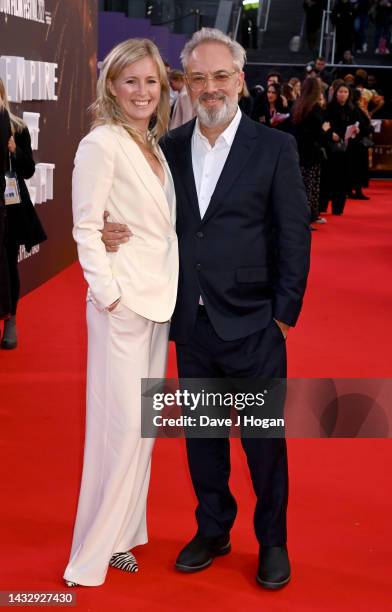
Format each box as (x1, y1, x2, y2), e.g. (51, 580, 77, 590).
(0, 0, 97, 295)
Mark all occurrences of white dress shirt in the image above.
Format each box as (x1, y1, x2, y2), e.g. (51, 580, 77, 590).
(191, 107, 242, 304)
(191, 106, 242, 219)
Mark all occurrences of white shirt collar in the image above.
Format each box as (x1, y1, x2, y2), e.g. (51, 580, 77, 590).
(194, 106, 242, 149)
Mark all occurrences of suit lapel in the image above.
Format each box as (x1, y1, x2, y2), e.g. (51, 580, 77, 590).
(202, 114, 259, 225)
(113, 126, 171, 223)
(170, 120, 201, 222)
(158, 145, 177, 226)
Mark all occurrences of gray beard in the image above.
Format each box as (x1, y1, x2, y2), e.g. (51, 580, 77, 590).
(194, 95, 238, 128)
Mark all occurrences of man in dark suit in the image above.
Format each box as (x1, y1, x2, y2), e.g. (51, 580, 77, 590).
(103, 28, 311, 589)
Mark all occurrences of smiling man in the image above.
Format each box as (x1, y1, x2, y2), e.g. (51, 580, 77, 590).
(102, 28, 311, 589)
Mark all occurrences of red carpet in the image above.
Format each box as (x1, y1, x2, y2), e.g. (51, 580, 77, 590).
(0, 181, 391, 611)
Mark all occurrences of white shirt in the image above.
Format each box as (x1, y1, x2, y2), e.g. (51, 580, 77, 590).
(191, 106, 242, 219)
(191, 107, 242, 304)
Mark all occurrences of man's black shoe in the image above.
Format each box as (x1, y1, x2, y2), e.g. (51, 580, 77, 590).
(175, 534, 231, 573)
(256, 545, 291, 590)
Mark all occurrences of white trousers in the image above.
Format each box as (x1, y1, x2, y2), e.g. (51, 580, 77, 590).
(64, 301, 169, 586)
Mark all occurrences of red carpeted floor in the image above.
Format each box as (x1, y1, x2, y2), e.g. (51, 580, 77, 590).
(1, 181, 391, 611)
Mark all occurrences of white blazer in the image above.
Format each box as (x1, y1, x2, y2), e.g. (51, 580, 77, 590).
(72, 124, 178, 322)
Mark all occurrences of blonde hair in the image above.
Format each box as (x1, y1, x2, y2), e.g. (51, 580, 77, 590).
(239, 80, 250, 99)
(0, 78, 26, 133)
(91, 38, 170, 150)
(180, 28, 246, 72)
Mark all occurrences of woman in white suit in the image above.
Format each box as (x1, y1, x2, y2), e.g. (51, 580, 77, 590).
(63, 39, 178, 587)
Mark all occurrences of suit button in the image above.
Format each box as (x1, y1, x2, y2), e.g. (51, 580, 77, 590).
(195, 263, 202, 270)
(196, 231, 204, 238)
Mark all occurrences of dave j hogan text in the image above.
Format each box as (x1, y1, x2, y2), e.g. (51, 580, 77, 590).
(153, 414, 284, 429)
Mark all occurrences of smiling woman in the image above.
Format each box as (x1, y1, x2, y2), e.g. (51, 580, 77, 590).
(108, 57, 162, 128)
(91, 38, 170, 153)
(63, 38, 179, 587)
(108, 55, 166, 184)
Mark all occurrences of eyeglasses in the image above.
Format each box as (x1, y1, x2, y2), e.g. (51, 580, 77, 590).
(186, 70, 238, 92)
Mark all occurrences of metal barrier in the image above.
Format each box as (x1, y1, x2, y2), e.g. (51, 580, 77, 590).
(233, 4, 242, 40)
(319, 0, 336, 63)
(257, 0, 272, 33)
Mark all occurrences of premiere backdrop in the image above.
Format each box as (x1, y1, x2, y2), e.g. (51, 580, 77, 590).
(0, 0, 98, 294)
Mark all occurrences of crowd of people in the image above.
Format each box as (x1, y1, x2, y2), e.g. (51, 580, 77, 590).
(304, 0, 392, 58)
(251, 65, 379, 224)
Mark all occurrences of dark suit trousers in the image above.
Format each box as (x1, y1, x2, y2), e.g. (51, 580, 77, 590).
(175, 306, 288, 547)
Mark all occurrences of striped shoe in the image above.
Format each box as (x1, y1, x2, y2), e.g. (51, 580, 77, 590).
(109, 551, 139, 573)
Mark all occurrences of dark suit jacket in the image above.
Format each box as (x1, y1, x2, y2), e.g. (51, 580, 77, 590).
(0, 109, 11, 317)
(0, 109, 11, 205)
(6, 126, 47, 251)
(161, 113, 311, 343)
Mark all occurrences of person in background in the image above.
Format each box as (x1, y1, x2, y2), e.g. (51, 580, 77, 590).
(343, 73, 355, 86)
(371, 0, 392, 54)
(321, 83, 360, 215)
(308, 56, 332, 86)
(355, 69, 385, 117)
(238, 80, 254, 116)
(0, 106, 9, 200)
(266, 71, 282, 86)
(0, 78, 47, 349)
(303, 0, 326, 55)
(168, 70, 186, 119)
(169, 70, 185, 94)
(251, 71, 283, 123)
(251, 83, 264, 98)
(318, 89, 331, 220)
(331, 0, 356, 59)
(332, 50, 356, 79)
(315, 74, 329, 99)
(319, 90, 327, 110)
(354, 0, 370, 54)
(292, 76, 332, 226)
(347, 88, 373, 200)
(288, 77, 301, 100)
(328, 78, 345, 102)
(339, 49, 357, 64)
(366, 73, 385, 117)
(0, 103, 12, 321)
(257, 83, 291, 131)
(281, 82, 296, 108)
(164, 59, 178, 108)
(170, 83, 195, 129)
(354, 68, 373, 115)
